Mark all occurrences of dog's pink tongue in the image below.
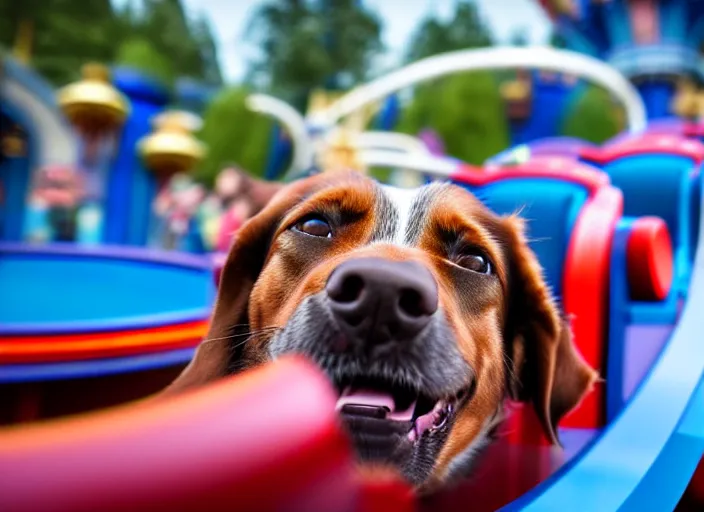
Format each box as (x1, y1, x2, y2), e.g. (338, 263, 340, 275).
(335, 387, 415, 421)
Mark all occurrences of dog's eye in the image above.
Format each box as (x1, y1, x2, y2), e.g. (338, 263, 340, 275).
(293, 216, 332, 238)
(457, 252, 492, 274)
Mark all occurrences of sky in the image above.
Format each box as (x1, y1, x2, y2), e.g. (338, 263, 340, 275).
(118, 0, 552, 83)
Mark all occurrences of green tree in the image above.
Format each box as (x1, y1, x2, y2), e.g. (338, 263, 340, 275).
(0, 0, 223, 87)
(397, 72, 510, 165)
(245, 0, 383, 107)
(196, 87, 276, 184)
(0, 0, 45, 52)
(124, 0, 223, 86)
(114, 37, 175, 86)
(405, 0, 492, 63)
(560, 85, 622, 143)
(0, 0, 119, 85)
(398, 0, 508, 164)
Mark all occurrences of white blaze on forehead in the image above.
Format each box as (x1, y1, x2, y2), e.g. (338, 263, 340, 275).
(380, 184, 422, 244)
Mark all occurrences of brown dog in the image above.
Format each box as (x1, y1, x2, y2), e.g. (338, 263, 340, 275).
(165, 171, 597, 490)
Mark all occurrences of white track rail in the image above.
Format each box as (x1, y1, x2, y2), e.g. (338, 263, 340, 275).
(247, 46, 646, 178)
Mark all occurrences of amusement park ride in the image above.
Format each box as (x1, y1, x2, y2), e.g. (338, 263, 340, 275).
(1, 1, 704, 511)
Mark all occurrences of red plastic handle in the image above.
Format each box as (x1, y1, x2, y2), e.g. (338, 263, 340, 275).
(627, 217, 674, 302)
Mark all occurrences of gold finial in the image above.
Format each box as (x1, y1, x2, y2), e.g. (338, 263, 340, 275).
(138, 110, 207, 182)
(551, 0, 579, 16)
(306, 89, 346, 117)
(317, 127, 366, 174)
(81, 62, 112, 82)
(57, 62, 130, 137)
(695, 91, 704, 121)
(672, 79, 699, 120)
(501, 77, 532, 120)
(1, 131, 26, 157)
(12, 19, 34, 64)
(501, 79, 531, 102)
(343, 102, 378, 133)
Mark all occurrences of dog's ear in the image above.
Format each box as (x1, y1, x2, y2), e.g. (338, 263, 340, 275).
(164, 179, 311, 395)
(501, 216, 598, 443)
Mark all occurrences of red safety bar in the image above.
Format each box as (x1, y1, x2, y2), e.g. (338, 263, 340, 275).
(0, 356, 416, 512)
(453, 160, 622, 437)
(684, 122, 704, 139)
(627, 217, 674, 302)
(503, 185, 623, 444)
(581, 133, 704, 165)
(561, 185, 623, 428)
(0, 358, 355, 512)
(456, 155, 610, 193)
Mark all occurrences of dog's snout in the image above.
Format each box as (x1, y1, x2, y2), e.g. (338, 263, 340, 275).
(326, 257, 438, 348)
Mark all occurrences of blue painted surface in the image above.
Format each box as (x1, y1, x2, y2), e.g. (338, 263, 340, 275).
(620, 377, 704, 511)
(454, 178, 588, 298)
(636, 82, 676, 120)
(662, 0, 687, 43)
(0, 348, 195, 382)
(558, 427, 601, 462)
(691, 169, 702, 262)
(576, 0, 610, 55)
(0, 246, 214, 329)
(606, 219, 679, 422)
(604, 0, 631, 48)
(106, 68, 170, 246)
(373, 95, 400, 131)
(557, 17, 599, 56)
(1, 103, 37, 242)
(0, 150, 32, 242)
(501, 224, 704, 511)
(509, 73, 584, 146)
(264, 124, 293, 180)
(602, 154, 693, 296)
(178, 217, 206, 254)
(688, 16, 704, 47)
(487, 137, 597, 165)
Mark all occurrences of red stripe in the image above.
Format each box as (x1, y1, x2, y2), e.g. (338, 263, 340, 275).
(0, 320, 209, 363)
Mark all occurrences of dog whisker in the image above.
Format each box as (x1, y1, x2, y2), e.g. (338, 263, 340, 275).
(501, 352, 519, 387)
(229, 329, 279, 352)
(199, 327, 279, 346)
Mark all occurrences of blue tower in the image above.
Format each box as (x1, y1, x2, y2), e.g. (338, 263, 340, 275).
(106, 68, 170, 246)
(502, 69, 586, 145)
(538, 0, 704, 120)
(0, 55, 79, 242)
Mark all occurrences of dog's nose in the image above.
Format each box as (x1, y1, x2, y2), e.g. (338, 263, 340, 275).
(325, 257, 438, 348)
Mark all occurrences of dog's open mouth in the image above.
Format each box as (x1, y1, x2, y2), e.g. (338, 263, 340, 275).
(333, 376, 465, 445)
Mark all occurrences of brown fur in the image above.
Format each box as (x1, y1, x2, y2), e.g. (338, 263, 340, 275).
(164, 172, 597, 488)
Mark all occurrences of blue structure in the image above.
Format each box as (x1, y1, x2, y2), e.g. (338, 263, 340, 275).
(503, 217, 704, 511)
(539, 0, 704, 120)
(0, 55, 79, 242)
(372, 95, 401, 131)
(506, 71, 586, 145)
(264, 125, 293, 180)
(0, 57, 181, 248)
(106, 68, 170, 246)
(0, 56, 212, 248)
(444, 146, 703, 510)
